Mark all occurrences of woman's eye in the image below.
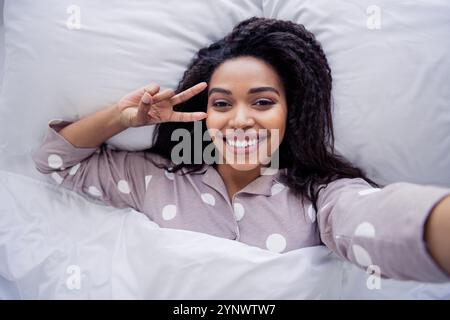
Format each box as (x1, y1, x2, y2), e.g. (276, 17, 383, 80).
(211, 99, 275, 108)
(255, 99, 275, 106)
(212, 101, 231, 108)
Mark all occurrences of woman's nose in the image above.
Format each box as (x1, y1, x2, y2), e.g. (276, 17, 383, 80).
(229, 105, 255, 129)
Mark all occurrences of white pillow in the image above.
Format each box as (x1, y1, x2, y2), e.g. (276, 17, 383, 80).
(263, 0, 450, 187)
(0, 0, 262, 157)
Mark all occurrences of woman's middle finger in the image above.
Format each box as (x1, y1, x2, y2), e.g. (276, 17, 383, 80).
(151, 89, 176, 105)
(169, 82, 208, 106)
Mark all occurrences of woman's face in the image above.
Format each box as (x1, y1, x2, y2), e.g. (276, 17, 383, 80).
(206, 56, 288, 172)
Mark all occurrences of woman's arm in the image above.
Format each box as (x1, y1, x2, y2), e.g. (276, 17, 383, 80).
(58, 104, 128, 148)
(316, 178, 450, 282)
(425, 195, 450, 274)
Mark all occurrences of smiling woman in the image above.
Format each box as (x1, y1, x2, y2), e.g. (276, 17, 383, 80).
(32, 17, 450, 282)
(148, 17, 380, 206)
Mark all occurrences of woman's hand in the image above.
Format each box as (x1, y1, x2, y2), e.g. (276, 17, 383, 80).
(425, 195, 450, 275)
(117, 82, 208, 128)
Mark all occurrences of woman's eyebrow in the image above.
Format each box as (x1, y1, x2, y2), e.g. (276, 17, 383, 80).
(208, 88, 232, 95)
(248, 87, 280, 96)
(208, 87, 280, 96)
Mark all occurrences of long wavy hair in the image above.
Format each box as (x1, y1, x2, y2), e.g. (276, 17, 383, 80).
(146, 17, 381, 211)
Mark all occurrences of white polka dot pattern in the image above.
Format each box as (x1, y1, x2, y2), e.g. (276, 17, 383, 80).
(51, 172, 63, 185)
(354, 222, 376, 238)
(145, 175, 153, 190)
(270, 183, 285, 196)
(69, 163, 80, 175)
(233, 202, 245, 221)
(358, 188, 381, 196)
(201, 193, 216, 206)
(307, 204, 316, 223)
(162, 204, 177, 220)
(352, 244, 373, 267)
(117, 180, 131, 194)
(88, 186, 102, 197)
(266, 234, 287, 253)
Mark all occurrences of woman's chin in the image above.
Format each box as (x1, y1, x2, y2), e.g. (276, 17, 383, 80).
(226, 161, 261, 172)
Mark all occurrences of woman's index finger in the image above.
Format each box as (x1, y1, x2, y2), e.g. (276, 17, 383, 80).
(170, 82, 208, 106)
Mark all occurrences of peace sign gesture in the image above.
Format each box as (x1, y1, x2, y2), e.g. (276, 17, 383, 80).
(117, 82, 208, 128)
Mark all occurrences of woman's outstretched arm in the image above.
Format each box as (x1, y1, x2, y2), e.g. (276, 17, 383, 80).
(425, 195, 450, 274)
(315, 178, 450, 283)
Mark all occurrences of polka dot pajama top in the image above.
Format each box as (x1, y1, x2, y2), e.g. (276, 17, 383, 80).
(32, 120, 450, 282)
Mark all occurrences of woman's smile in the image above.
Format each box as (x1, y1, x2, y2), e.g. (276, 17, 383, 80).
(221, 129, 269, 156)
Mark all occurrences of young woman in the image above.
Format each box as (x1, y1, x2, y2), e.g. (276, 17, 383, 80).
(33, 17, 450, 282)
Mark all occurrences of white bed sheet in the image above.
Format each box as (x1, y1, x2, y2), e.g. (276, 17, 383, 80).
(1, 163, 449, 300)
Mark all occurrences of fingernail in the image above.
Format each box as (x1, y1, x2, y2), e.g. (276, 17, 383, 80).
(142, 93, 151, 104)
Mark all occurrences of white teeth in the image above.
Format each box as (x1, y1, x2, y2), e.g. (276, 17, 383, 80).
(226, 138, 258, 148)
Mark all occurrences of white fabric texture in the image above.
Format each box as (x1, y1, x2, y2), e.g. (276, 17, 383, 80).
(0, 0, 263, 157)
(263, 0, 450, 187)
(1, 169, 450, 299)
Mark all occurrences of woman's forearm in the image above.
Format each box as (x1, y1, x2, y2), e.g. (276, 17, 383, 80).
(58, 104, 128, 148)
(425, 195, 450, 275)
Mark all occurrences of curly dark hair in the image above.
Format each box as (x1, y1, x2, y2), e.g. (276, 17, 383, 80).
(146, 16, 381, 212)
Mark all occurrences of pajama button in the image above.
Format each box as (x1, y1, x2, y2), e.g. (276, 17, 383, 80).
(48, 154, 63, 169)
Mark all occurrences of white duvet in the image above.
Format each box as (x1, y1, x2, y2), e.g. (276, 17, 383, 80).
(1, 169, 449, 300)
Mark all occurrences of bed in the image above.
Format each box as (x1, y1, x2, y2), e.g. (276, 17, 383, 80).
(1, 0, 449, 299)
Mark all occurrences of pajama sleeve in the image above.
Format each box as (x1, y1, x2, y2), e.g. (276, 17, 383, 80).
(32, 120, 162, 212)
(316, 177, 450, 283)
